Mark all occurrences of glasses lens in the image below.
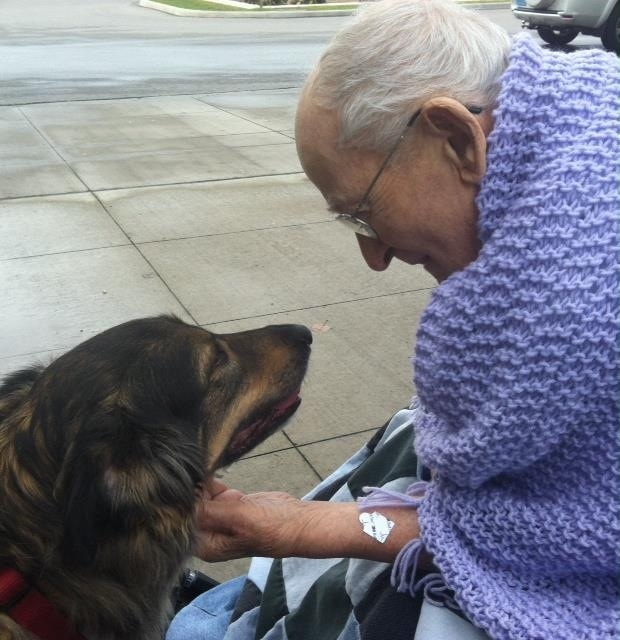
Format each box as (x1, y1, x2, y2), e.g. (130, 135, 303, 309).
(335, 214, 378, 239)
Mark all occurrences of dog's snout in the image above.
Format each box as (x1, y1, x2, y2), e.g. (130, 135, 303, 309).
(272, 324, 313, 347)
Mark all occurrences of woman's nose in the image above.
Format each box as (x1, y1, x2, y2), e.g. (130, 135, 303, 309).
(356, 235, 393, 271)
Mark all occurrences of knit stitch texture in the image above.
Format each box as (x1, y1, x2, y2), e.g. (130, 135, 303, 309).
(412, 36, 620, 639)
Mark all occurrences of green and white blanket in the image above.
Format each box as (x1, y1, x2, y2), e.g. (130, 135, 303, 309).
(222, 408, 489, 640)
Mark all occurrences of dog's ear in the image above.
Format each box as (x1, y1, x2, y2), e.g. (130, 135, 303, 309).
(0, 365, 44, 422)
(58, 410, 203, 568)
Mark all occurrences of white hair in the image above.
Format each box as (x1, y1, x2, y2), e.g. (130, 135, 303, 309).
(311, 0, 511, 151)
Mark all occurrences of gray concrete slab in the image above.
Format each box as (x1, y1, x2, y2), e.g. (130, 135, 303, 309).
(0, 162, 87, 201)
(0, 118, 87, 199)
(21, 96, 233, 122)
(139, 223, 433, 325)
(0, 107, 25, 123)
(66, 139, 301, 190)
(20, 97, 304, 190)
(22, 100, 272, 139)
(220, 448, 321, 496)
(0, 245, 192, 360)
(0, 193, 129, 260)
(97, 174, 327, 243)
(0, 121, 60, 163)
(299, 429, 377, 479)
(27, 125, 284, 158)
(197, 88, 300, 132)
(241, 430, 292, 458)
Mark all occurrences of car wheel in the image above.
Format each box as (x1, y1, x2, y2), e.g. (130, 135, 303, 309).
(601, 3, 620, 53)
(537, 26, 579, 45)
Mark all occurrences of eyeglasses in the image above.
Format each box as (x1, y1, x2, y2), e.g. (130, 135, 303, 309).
(334, 105, 484, 240)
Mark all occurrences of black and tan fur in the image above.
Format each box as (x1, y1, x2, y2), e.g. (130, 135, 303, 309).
(0, 315, 311, 640)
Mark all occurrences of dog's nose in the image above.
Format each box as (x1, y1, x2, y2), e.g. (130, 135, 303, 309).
(272, 324, 313, 346)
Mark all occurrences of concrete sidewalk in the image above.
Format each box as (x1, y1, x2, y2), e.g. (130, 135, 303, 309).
(0, 88, 434, 580)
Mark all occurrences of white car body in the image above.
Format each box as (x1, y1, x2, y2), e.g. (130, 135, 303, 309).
(512, 0, 620, 49)
(512, 0, 616, 29)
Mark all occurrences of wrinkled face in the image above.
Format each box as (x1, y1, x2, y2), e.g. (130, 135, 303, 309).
(295, 84, 486, 282)
(37, 315, 312, 474)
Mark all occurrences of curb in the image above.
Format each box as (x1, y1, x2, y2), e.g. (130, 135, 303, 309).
(139, 0, 355, 16)
(139, 0, 510, 18)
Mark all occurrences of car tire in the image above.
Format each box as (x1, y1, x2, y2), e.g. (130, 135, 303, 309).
(537, 25, 579, 45)
(601, 2, 620, 53)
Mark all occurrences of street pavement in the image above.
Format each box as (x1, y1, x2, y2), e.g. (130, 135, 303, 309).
(0, 0, 349, 105)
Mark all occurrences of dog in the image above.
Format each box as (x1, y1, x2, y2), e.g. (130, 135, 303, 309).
(0, 315, 311, 640)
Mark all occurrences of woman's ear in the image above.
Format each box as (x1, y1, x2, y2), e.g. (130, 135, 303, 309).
(420, 98, 488, 185)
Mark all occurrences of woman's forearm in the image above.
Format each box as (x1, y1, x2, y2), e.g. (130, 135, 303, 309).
(195, 484, 430, 565)
(287, 501, 422, 563)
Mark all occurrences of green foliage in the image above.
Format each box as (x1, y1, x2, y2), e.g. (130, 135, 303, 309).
(151, 0, 342, 10)
(153, 0, 245, 10)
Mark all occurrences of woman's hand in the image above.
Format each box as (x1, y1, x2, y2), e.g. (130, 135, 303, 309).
(195, 478, 313, 561)
(194, 478, 424, 564)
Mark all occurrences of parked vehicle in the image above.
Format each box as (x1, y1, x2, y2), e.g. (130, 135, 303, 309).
(511, 0, 620, 51)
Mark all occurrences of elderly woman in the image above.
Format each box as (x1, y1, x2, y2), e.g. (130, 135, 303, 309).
(167, 1, 620, 639)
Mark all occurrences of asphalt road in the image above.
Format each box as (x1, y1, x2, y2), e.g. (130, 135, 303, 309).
(0, 1, 603, 105)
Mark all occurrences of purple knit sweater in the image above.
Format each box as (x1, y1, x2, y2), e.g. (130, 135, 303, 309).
(366, 36, 620, 639)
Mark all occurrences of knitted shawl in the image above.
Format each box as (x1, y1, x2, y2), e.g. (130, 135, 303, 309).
(365, 35, 620, 640)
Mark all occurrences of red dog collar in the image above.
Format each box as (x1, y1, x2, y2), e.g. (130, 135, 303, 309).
(0, 567, 84, 640)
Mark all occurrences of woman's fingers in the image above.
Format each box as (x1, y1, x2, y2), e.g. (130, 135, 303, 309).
(194, 491, 305, 560)
(203, 477, 246, 501)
